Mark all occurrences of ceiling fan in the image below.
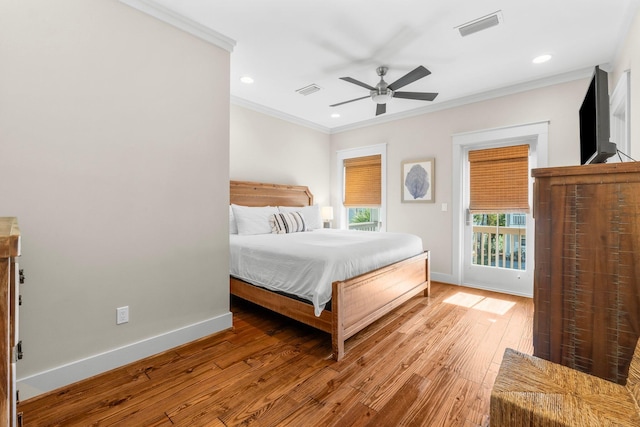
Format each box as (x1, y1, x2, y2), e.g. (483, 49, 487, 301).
(330, 66, 438, 116)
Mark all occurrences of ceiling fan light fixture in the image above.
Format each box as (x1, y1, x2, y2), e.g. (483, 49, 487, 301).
(371, 89, 393, 104)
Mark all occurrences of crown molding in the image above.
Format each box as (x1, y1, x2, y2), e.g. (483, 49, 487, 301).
(231, 96, 332, 134)
(119, 0, 236, 52)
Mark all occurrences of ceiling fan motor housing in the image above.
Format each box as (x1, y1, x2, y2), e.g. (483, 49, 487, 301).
(371, 66, 393, 103)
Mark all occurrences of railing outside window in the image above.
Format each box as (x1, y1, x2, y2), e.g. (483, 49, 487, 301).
(472, 213, 526, 270)
(348, 222, 380, 231)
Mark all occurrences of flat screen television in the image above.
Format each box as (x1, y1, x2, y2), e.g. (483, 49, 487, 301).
(579, 66, 616, 164)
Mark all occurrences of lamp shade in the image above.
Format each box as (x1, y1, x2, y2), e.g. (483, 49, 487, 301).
(321, 206, 334, 221)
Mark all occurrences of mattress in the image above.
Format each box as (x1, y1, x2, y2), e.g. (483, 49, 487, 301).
(229, 229, 424, 316)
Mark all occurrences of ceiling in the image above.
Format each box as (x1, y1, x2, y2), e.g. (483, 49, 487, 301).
(147, 0, 639, 132)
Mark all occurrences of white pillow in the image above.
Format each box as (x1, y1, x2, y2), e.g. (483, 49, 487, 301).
(278, 205, 322, 230)
(229, 205, 238, 234)
(231, 204, 278, 235)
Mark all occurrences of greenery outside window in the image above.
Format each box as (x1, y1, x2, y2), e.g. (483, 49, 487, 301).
(347, 207, 381, 231)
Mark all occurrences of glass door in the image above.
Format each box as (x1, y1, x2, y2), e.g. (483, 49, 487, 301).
(471, 213, 526, 270)
(463, 210, 533, 295)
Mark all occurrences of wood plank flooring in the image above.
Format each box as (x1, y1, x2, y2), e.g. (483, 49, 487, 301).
(18, 282, 534, 426)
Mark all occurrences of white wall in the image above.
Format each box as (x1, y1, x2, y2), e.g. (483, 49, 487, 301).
(611, 6, 640, 156)
(230, 104, 331, 205)
(0, 0, 231, 398)
(330, 79, 589, 279)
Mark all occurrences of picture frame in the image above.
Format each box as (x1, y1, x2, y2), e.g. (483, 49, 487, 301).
(401, 158, 435, 203)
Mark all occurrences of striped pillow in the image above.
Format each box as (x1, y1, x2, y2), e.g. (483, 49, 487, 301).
(269, 211, 306, 234)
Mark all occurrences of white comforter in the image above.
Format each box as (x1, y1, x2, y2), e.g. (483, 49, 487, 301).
(229, 229, 424, 316)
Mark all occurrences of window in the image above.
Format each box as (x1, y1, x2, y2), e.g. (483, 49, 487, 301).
(337, 144, 386, 231)
(343, 155, 381, 231)
(471, 213, 526, 270)
(347, 207, 381, 231)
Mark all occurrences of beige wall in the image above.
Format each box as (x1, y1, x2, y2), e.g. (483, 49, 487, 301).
(230, 104, 331, 205)
(330, 79, 589, 277)
(0, 0, 230, 392)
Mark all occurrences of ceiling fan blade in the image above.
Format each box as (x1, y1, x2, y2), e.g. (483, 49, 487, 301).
(330, 95, 370, 107)
(340, 77, 376, 91)
(393, 91, 439, 101)
(376, 103, 386, 116)
(388, 66, 431, 91)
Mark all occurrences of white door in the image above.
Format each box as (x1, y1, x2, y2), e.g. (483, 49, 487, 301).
(451, 121, 549, 296)
(461, 140, 535, 297)
(452, 122, 548, 297)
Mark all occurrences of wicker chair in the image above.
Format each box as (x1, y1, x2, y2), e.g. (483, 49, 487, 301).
(490, 338, 640, 426)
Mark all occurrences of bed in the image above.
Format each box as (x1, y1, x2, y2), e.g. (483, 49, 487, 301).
(229, 180, 431, 361)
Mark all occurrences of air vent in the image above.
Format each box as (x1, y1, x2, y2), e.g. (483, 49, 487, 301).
(456, 11, 503, 37)
(295, 84, 321, 96)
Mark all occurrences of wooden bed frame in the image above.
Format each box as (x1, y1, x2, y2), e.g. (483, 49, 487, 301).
(229, 180, 431, 360)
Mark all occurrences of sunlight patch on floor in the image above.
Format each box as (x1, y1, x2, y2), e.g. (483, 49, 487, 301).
(443, 292, 485, 308)
(444, 292, 516, 315)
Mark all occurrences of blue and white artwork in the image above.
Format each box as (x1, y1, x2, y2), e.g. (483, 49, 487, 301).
(405, 164, 429, 199)
(402, 159, 434, 202)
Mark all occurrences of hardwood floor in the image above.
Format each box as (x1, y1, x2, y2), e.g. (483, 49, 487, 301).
(18, 282, 533, 426)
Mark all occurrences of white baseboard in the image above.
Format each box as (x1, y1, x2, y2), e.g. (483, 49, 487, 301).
(431, 272, 533, 298)
(17, 311, 233, 401)
(431, 272, 456, 285)
(460, 281, 534, 298)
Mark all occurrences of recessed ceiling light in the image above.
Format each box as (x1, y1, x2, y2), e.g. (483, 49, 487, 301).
(240, 76, 254, 84)
(532, 54, 552, 64)
(331, 113, 340, 118)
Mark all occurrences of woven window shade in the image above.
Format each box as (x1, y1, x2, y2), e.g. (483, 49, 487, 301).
(469, 144, 530, 213)
(344, 155, 381, 207)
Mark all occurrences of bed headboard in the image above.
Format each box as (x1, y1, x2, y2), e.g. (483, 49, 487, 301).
(230, 180, 313, 207)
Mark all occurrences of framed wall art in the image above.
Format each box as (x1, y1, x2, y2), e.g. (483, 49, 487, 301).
(401, 158, 435, 203)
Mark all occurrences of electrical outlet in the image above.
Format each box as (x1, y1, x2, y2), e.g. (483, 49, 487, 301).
(116, 306, 129, 325)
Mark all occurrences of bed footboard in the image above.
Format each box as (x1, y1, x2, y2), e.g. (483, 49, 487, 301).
(230, 250, 430, 361)
(331, 250, 430, 360)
